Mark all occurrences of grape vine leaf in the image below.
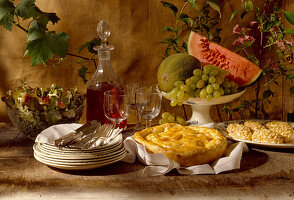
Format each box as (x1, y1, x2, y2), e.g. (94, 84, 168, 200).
(78, 38, 101, 54)
(15, 0, 60, 24)
(26, 31, 69, 66)
(44, 12, 60, 25)
(27, 20, 47, 41)
(15, 0, 39, 20)
(78, 65, 88, 83)
(0, 0, 15, 31)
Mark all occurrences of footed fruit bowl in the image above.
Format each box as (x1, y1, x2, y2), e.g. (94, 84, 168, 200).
(2, 83, 85, 140)
(183, 89, 245, 125)
(157, 86, 245, 125)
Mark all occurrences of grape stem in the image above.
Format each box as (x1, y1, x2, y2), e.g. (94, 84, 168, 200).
(66, 53, 97, 68)
(12, 21, 28, 33)
(175, 2, 188, 38)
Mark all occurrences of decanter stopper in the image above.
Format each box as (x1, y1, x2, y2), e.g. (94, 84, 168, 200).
(97, 19, 112, 50)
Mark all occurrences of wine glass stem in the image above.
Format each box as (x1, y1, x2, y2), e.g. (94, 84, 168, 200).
(136, 111, 142, 126)
(113, 119, 118, 130)
(109, 119, 118, 136)
(146, 119, 152, 128)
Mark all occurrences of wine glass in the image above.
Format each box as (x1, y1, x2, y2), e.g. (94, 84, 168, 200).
(126, 83, 151, 131)
(135, 89, 161, 128)
(103, 90, 129, 129)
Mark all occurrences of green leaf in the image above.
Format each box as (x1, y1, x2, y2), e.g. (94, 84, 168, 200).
(230, 9, 239, 22)
(161, 1, 178, 17)
(178, 15, 193, 26)
(286, 73, 294, 79)
(182, 41, 187, 51)
(205, 0, 221, 17)
(37, 14, 49, 25)
(78, 38, 101, 54)
(208, 31, 214, 40)
(241, 11, 249, 20)
(237, 104, 246, 108)
(187, 0, 196, 6)
(245, 0, 253, 10)
(0, 0, 15, 31)
(27, 20, 47, 41)
(173, 46, 180, 53)
(276, 50, 284, 57)
(263, 90, 273, 99)
(78, 41, 91, 53)
(290, 86, 294, 94)
(162, 26, 176, 32)
(285, 29, 294, 34)
(15, 0, 39, 20)
(284, 11, 294, 25)
(273, 80, 279, 86)
(26, 31, 69, 66)
(179, 13, 189, 18)
(78, 65, 88, 83)
(162, 38, 178, 46)
(15, 0, 59, 24)
(44, 12, 60, 25)
(164, 47, 171, 57)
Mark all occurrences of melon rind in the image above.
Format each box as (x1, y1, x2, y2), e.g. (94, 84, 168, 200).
(188, 31, 262, 87)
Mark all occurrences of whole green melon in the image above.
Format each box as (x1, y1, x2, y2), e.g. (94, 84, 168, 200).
(157, 53, 201, 92)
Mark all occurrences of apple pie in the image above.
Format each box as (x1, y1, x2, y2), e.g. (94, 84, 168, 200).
(134, 123, 227, 167)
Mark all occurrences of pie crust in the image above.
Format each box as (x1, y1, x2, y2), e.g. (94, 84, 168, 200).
(134, 123, 227, 166)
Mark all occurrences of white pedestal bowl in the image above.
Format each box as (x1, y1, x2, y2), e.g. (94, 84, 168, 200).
(158, 87, 246, 125)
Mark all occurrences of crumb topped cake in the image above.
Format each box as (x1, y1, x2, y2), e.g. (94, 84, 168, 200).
(266, 121, 294, 143)
(134, 123, 227, 167)
(227, 123, 252, 141)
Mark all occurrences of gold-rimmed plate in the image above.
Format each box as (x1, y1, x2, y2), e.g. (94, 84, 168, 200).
(34, 150, 126, 170)
(34, 147, 126, 163)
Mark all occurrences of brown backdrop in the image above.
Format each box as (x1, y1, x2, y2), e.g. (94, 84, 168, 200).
(0, 0, 293, 124)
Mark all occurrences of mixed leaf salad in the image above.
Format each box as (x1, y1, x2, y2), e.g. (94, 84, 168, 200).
(1, 82, 85, 139)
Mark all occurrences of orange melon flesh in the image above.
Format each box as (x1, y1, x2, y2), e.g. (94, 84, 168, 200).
(188, 31, 262, 87)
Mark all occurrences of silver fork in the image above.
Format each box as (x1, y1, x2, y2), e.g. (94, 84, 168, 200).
(55, 121, 99, 148)
(99, 126, 122, 146)
(80, 124, 113, 149)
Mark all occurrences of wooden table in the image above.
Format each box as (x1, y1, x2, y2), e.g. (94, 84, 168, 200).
(0, 124, 294, 200)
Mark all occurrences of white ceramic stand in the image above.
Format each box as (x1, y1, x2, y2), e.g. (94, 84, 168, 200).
(189, 104, 213, 125)
(184, 90, 246, 125)
(158, 86, 246, 125)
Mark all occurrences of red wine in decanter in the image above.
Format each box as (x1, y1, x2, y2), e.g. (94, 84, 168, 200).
(86, 82, 127, 129)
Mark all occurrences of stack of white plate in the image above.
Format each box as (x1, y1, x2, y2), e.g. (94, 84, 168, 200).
(33, 134, 126, 170)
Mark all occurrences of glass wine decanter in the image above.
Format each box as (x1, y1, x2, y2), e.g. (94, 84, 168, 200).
(86, 19, 127, 129)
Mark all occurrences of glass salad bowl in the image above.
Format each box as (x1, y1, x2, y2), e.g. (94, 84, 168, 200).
(2, 83, 85, 140)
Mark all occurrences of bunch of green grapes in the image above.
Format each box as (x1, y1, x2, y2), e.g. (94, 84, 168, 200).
(159, 112, 187, 125)
(165, 65, 239, 106)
